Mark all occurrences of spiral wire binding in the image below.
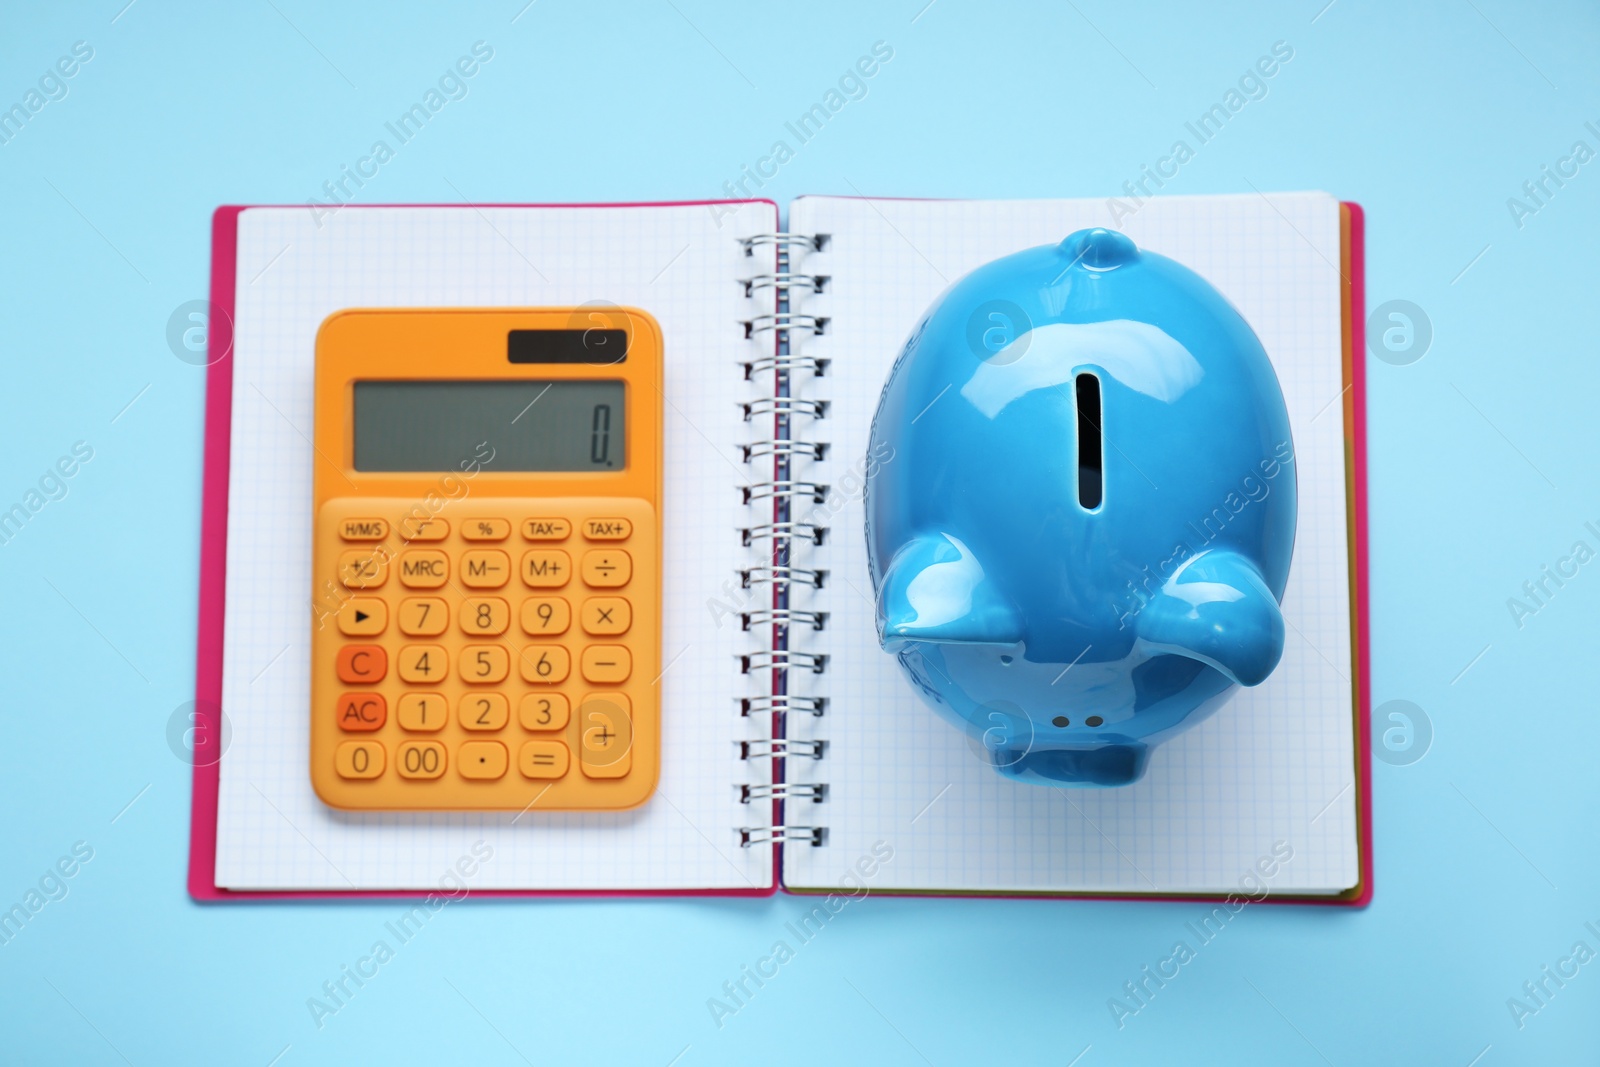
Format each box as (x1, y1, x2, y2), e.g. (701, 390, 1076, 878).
(736, 231, 830, 851)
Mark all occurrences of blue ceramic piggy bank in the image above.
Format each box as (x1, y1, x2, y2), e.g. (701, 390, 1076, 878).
(865, 228, 1296, 786)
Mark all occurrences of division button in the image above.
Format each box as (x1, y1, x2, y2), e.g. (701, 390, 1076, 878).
(581, 549, 631, 588)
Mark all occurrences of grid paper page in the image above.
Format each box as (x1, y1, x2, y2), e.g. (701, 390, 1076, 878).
(783, 193, 1358, 894)
(215, 203, 778, 891)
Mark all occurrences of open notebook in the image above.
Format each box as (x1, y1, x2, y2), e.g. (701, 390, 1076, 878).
(190, 193, 1369, 903)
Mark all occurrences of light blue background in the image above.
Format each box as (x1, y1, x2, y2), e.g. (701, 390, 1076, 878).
(1, 1, 1596, 1063)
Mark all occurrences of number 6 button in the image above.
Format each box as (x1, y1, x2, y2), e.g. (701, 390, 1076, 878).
(518, 645, 571, 684)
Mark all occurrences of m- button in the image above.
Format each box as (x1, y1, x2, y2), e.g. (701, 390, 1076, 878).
(461, 550, 511, 589)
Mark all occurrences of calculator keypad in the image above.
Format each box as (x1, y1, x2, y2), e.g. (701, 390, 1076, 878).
(313, 497, 657, 811)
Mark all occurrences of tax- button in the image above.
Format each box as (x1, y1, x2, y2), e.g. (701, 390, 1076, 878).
(579, 694, 632, 778)
(336, 597, 386, 636)
(340, 517, 389, 541)
(522, 518, 571, 541)
(583, 517, 632, 540)
(336, 692, 387, 732)
(339, 549, 388, 589)
(581, 549, 631, 588)
(581, 645, 631, 684)
(522, 550, 570, 588)
(461, 550, 511, 589)
(336, 644, 387, 684)
(399, 550, 449, 588)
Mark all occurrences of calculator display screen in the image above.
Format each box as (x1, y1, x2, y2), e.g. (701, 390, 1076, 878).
(352, 380, 625, 472)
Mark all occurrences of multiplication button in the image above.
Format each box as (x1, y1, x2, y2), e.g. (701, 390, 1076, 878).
(580, 597, 630, 635)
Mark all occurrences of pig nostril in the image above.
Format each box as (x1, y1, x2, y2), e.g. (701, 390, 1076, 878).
(1052, 715, 1069, 727)
(1086, 715, 1104, 727)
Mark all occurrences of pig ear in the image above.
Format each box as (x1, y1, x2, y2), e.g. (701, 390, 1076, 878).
(1135, 550, 1285, 687)
(876, 534, 1024, 651)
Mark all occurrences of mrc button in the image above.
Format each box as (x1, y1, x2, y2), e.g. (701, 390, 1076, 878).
(399, 550, 449, 588)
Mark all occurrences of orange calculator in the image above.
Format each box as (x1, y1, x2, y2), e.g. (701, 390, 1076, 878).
(310, 308, 662, 811)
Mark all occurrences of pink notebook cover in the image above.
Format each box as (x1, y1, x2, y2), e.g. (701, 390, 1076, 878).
(189, 199, 1370, 906)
